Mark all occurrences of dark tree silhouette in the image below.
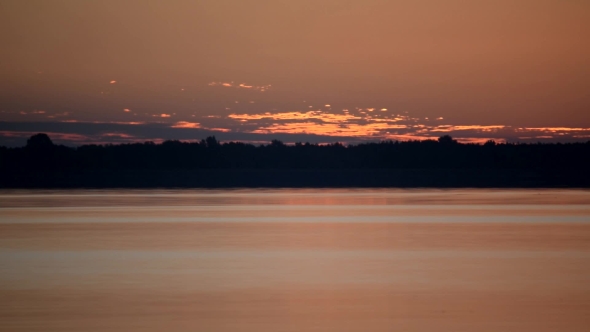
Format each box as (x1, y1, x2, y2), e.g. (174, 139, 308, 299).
(270, 139, 285, 148)
(205, 136, 219, 148)
(26, 133, 54, 149)
(484, 140, 496, 146)
(1, 133, 589, 187)
(438, 135, 457, 145)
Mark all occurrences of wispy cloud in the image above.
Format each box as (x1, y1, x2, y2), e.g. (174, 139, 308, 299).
(108, 121, 145, 125)
(207, 127, 231, 133)
(430, 125, 506, 132)
(102, 132, 135, 139)
(208, 81, 272, 92)
(455, 137, 507, 144)
(519, 127, 590, 132)
(228, 111, 361, 123)
(383, 134, 436, 142)
(46, 112, 70, 118)
(171, 121, 201, 129)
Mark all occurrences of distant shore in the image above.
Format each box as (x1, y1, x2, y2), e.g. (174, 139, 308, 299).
(3, 134, 590, 188)
(2, 169, 589, 188)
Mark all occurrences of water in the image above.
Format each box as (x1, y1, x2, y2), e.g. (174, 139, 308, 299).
(1, 189, 589, 331)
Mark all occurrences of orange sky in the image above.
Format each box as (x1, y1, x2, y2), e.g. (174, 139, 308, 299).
(1, 0, 589, 145)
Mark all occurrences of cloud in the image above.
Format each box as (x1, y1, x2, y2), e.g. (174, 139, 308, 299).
(108, 121, 145, 125)
(101, 132, 135, 139)
(430, 125, 506, 132)
(519, 127, 590, 132)
(52, 112, 70, 118)
(383, 134, 435, 141)
(364, 117, 406, 123)
(2, 106, 590, 148)
(455, 137, 507, 144)
(221, 109, 590, 144)
(0, 121, 352, 147)
(207, 128, 231, 133)
(171, 121, 201, 129)
(250, 122, 408, 137)
(228, 111, 361, 123)
(208, 81, 272, 92)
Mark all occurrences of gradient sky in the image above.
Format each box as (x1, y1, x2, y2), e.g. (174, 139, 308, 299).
(1, 0, 589, 146)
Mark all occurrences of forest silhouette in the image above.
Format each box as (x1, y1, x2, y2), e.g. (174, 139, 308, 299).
(1, 133, 589, 187)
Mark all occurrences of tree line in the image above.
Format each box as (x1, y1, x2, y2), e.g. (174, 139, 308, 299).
(1, 133, 589, 171)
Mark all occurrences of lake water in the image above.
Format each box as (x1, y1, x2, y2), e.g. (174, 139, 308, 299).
(1, 189, 589, 331)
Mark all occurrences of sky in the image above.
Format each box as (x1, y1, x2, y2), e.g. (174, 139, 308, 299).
(1, 0, 589, 146)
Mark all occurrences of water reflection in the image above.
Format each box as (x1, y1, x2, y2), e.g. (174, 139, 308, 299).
(0, 189, 589, 331)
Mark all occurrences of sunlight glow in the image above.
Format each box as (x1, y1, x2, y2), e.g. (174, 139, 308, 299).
(251, 122, 409, 137)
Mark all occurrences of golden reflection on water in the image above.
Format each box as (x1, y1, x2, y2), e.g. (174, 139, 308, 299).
(0, 189, 589, 332)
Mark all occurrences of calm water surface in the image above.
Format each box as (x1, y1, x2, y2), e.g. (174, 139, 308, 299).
(1, 189, 589, 331)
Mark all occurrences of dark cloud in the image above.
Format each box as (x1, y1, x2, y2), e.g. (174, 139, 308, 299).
(1, 120, 588, 147)
(0, 121, 354, 147)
